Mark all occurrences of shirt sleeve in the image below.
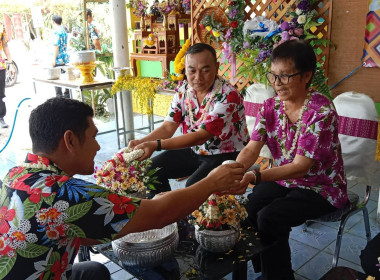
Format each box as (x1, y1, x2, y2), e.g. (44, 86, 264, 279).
(200, 83, 245, 138)
(56, 179, 141, 243)
(89, 25, 99, 40)
(250, 104, 267, 142)
(296, 105, 337, 160)
(165, 88, 184, 123)
(53, 31, 60, 46)
(1, 24, 8, 44)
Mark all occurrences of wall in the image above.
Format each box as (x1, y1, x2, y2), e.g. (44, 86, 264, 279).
(328, 0, 380, 109)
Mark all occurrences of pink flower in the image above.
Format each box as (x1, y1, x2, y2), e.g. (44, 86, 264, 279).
(294, 28, 304, 36)
(299, 133, 318, 154)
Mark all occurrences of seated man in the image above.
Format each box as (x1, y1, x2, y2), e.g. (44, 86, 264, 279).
(129, 43, 249, 195)
(0, 98, 246, 280)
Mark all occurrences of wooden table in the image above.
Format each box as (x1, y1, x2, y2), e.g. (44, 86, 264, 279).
(32, 77, 114, 103)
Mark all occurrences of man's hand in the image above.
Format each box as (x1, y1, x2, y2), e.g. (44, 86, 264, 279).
(206, 162, 245, 193)
(8, 63, 15, 76)
(225, 171, 255, 195)
(134, 141, 157, 160)
(128, 139, 142, 150)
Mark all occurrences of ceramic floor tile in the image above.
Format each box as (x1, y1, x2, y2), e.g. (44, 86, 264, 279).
(110, 268, 135, 280)
(290, 224, 337, 250)
(296, 251, 337, 279)
(294, 273, 310, 280)
(348, 208, 380, 238)
(349, 182, 379, 202)
(103, 260, 123, 274)
(324, 233, 367, 265)
(289, 239, 320, 271)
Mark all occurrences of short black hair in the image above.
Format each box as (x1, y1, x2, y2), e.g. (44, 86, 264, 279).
(52, 15, 62, 25)
(87, 9, 93, 17)
(185, 43, 217, 63)
(271, 40, 316, 86)
(29, 98, 94, 154)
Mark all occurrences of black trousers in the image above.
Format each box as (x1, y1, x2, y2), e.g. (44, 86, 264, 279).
(148, 148, 239, 195)
(360, 232, 380, 278)
(246, 181, 337, 280)
(55, 65, 70, 98)
(71, 261, 110, 280)
(0, 69, 6, 118)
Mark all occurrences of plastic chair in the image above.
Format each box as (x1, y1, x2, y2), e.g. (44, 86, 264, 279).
(304, 92, 379, 267)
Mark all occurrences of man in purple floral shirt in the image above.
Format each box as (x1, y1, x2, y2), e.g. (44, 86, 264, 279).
(0, 98, 245, 279)
(129, 43, 249, 195)
(237, 40, 348, 280)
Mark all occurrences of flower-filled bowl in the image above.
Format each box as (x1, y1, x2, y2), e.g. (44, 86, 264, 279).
(112, 222, 179, 267)
(195, 225, 239, 253)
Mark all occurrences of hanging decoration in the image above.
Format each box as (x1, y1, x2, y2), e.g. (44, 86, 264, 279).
(362, 1, 380, 67)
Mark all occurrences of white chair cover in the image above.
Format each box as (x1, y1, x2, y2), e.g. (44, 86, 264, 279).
(244, 83, 275, 159)
(333, 92, 380, 186)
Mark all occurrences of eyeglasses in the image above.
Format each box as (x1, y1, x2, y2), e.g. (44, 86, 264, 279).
(265, 72, 302, 85)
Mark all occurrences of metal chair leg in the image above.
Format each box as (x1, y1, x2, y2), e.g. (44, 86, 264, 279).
(362, 206, 371, 242)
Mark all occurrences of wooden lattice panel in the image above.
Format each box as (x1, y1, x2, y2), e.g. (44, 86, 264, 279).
(191, 0, 332, 91)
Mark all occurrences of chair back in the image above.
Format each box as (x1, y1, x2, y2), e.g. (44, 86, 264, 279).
(333, 92, 380, 186)
(244, 83, 275, 159)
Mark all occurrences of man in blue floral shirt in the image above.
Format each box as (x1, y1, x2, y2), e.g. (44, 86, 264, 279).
(0, 98, 245, 279)
(87, 9, 101, 51)
(51, 15, 70, 98)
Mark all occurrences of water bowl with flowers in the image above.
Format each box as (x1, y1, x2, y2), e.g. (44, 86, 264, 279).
(189, 194, 248, 253)
(95, 148, 179, 267)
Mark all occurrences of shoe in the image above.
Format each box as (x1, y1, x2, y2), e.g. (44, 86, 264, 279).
(0, 118, 8, 128)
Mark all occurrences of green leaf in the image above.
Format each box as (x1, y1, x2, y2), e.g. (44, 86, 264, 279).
(24, 199, 43, 220)
(17, 243, 50, 258)
(66, 223, 86, 238)
(48, 251, 61, 265)
(43, 194, 56, 206)
(65, 201, 93, 223)
(0, 255, 16, 279)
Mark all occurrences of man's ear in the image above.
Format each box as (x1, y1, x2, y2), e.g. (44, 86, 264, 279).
(215, 62, 220, 77)
(63, 130, 79, 153)
(303, 71, 313, 85)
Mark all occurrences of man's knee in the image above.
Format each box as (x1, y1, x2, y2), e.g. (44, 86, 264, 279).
(72, 261, 111, 280)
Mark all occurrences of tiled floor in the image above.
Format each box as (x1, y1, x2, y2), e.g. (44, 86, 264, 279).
(0, 92, 379, 279)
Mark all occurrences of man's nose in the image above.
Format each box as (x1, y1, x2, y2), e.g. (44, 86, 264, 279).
(194, 72, 203, 81)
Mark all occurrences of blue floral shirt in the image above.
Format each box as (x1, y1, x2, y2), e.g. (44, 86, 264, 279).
(53, 26, 69, 65)
(0, 153, 141, 280)
(88, 23, 99, 50)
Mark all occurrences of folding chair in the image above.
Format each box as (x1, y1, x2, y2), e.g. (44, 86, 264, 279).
(304, 92, 379, 267)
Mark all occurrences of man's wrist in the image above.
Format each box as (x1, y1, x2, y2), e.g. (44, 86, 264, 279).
(248, 170, 261, 185)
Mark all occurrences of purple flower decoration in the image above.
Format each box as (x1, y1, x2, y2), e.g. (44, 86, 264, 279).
(229, 8, 238, 19)
(243, 41, 250, 49)
(281, 31, 290, 41)
(280, 21, 290, 31)
(255, 49, 271, 63)
(225, 28, 232, 39)
(297, 0, 310, 11)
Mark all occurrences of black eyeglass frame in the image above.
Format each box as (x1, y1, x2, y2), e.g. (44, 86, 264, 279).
(265, 72, 302, 85)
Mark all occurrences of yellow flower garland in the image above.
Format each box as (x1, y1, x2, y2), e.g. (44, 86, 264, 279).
(171, 39, 191, 81)
(111, 75, 162, 116)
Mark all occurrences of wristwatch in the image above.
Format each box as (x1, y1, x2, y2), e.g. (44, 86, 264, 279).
(156, 139, 162, 151)
(250, 169, 261, 185)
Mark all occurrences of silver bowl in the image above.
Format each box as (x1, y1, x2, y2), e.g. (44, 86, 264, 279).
(112, 223, 179, 267)
(195, 226, 239, 253)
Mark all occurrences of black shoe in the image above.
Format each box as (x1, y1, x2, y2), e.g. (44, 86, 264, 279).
(0, 118, 8, 128)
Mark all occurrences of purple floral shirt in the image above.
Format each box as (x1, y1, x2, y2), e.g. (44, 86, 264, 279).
(166, 78, 249, 155)
(251, 91, 348, 208)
